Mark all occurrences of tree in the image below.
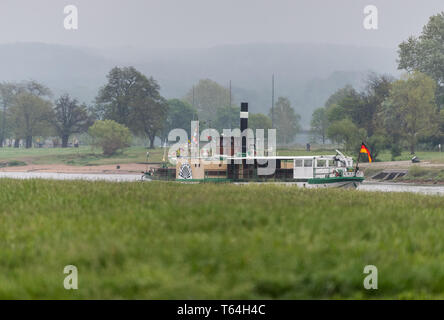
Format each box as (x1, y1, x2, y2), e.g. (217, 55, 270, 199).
(184, 79, 230, 121)
(310, 108, 328, 144)
(366, 134, 387, 162)
(249, 113, 272, 132)
(96, 66, 149, 126)
(8, 92, 53, 148)
(96, 66, 168, 148)
(362, 73, 394, 136)
(334, 89, 366, 128)
(436, 109, 444, 144)
(270, 97, 301, 145)
(398, 12, 444, 108)
(382, 98, 404, 159)
(51, 94, 91, 148)
(129, 82, 168, 149)
(213, 105, 238, 132)
(24, 80, 52, 98)
(89, 120, 132, 156)
(163, 99, 197, 139)
(320, 74, 393, 159)
(383, 72, 437, 154)
(324, 85, 355, 109)
(327, 118, 366, 153)
(0, 82, 22, 147)
(326, 103, 347, 123)
(0, 81, 52, 147)
(324, 75, 393, 137)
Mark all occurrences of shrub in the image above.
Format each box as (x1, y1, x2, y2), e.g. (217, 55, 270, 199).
(390, 144, 402, 160)
(408, 165, 428, 178)
(7, 160, 27, 167)
(88, 120, 132, 156)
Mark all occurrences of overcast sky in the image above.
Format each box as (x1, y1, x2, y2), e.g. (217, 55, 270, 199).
(0, 0, 442, 49)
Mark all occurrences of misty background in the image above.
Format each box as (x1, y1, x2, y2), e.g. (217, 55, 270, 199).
(0, 0, 442, 127)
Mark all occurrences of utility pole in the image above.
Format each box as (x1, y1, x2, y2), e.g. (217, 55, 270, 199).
(0, 102, 5, 148)
(271, 74, 275, 128)
(192, 85, 195, 108)
(229, 80, 232, 107)
(192, 85, 195, 120)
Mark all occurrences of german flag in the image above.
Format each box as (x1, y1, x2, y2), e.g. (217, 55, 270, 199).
(359, 142, 372, 163)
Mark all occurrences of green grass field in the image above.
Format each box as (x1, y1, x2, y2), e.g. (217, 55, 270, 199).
(376, 151, 444, 163)
(1, 179, 444, 299)
(0, 146, 166, 166)
(2, 144, 444, 167)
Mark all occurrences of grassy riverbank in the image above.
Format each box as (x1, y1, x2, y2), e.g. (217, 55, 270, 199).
(398, 166, 444, 183)
(0, 146, 165, 166)
(3, 145, 444, 167)
(3, 145, 444, 183)
(363, 165, 444, 184)
(1, 179, 444, 299)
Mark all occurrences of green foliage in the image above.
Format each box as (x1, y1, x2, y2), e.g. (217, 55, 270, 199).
(129, 90, 168, 148)
(96, 67, 167, 148)
(0, 81, 53, 148)
(310, 108, 328, 144)
(395, 166, 444, 182)
(408, 165, 429, 178)
(88, 120, 132, 156)
(52, 94, 91, 148)
(390, 144, 403, 160)
(318, 74, 393, 159)
(326, 118, 366, 152)
(249, 113, 272, 132)
(324, 85, 355, 109)
(163, 99, 197, 137)
(183, 79, 230, 121)
(0, 160, 27, 168)
(213, 105, 238, 131)
(317, 71, 443, 159)
(383, 72, 438, 154)
(398, 12, 444, 107)
(326, 78, 391, 140)
(363, 73, 394, 136)
(8, 92, 54, 148)
(0, 82, 23, 144)
(326, 104, 346, 123)
(0, 111, 12, 144)
(366, 134, 387, 161)
(95, 66, 143, 126)
(270, 97, 301, 145)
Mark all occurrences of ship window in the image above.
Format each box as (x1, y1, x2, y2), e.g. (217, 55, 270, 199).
(317, 160, 326, 167)
(304, 160, 313, 167)
(295, 159, 303, 167)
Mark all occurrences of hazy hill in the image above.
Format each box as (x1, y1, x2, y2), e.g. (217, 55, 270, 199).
(0, 42, 399, 126)
(0, 43, 114, 103)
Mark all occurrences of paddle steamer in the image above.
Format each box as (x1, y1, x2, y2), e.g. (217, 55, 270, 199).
(145, 103, 365, 188)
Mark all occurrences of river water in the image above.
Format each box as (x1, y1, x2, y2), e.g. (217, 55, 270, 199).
(357, 182, 444, 196)
(1, 172, 444, 195)
(0, 172, 142, 182)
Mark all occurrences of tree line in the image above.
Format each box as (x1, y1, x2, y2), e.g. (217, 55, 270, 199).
(0, 68, 302, 154)
(0, 81, 91, 149)
(310, 12, 444, 160)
